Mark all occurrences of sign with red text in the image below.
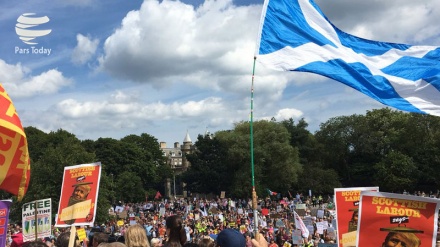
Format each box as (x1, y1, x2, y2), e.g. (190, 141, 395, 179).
(0, 200, 12, 247)
(357, 191, 440, 247)
(55, 162, 102, 227)
(334, 187, 379, 247)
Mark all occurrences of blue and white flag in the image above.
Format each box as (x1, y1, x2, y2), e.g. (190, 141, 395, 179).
(256, 0, 440, 116)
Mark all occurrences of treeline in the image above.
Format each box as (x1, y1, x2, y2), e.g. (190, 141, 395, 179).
(183, 108, 440, 197)
(2, 108, 440, 223)
(2, 130, 171, 223)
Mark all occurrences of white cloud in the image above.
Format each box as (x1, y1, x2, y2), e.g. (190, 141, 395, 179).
(56, 95, 227, 120)
(0, 59, 72, 98)
(72, 34, 99, 65)
(99, 0, 262, 85)
(274, 108, 303, 121)
(4, 0, 440, 145)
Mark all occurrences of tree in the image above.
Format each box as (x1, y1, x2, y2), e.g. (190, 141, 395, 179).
(216, 120, 301, 197)
(374, 151, 417, 192)
(115, 171, 145, 202)
(281, 118, 321, 165)
(183, 134, 230, 194)
(8, 129, 99, 222)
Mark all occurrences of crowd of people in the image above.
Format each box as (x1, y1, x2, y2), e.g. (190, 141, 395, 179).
(6, 194, 336, 247)
(6, 191, 440, 247)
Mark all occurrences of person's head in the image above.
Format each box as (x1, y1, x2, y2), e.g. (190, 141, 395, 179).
(150, 238, 161, 247)
(216, 229, 245, 247)
(73, 184, 91, 200)
(106, 243, 128, 247)
(125, 225, 150, 247)
(165, 215, 186, 246)
(382, 232, 421, 247)
(56, 232, 72, 247)
(22, 241, 48, 247)
(93, 232, 109, 247)
(198, 238, 214, 247)
(11, 232, 24, 247)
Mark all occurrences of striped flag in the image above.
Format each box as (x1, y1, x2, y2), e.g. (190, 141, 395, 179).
(256, 0, 440, 116)
(267, 188, 278, 196)
(293, 210, 309, 238)
(0, 83, 30, 201)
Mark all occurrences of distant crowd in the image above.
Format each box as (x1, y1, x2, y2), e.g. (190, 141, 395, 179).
(6, 190, 440, 247)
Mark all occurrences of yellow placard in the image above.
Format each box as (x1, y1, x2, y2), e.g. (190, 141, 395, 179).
(77, 228, 86, 241)
(60, 199, 92, 221)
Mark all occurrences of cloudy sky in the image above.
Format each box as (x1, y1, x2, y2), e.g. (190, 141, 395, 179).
(1, 0, 440, 146)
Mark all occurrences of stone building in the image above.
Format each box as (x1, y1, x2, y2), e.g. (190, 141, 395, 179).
(160, 131, 194, 197)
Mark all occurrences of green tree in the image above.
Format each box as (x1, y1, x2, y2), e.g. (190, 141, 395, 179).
(115, 171, 145, 202)
(183, 134, 230, 194)
(281, 118, 321, 166)
(216, 120, 301, 197)
(374, 151, 417, 192)
(8, 129, 100, 222)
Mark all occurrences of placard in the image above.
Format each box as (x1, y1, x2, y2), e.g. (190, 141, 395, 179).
(56, 162, 102, 226)
(22, 198, 52, 241)
(334, 187, 379, 247)
(357, 191, 440, 247)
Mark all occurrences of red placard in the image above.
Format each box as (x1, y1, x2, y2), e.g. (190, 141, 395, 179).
(55, 162, 102, 227)
(357, 191, 440, 247)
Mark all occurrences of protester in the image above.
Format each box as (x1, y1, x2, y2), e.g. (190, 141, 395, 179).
(125, 225, 150, 247)
(216, 229, 245, 247)
(22, 241, 48, 247)
(164, 215, 187, 247)
(150, 238, 162, 247)
(106, 243, 128, 247)
(11, 231, 24, 247)
(93, 232, 109, 247)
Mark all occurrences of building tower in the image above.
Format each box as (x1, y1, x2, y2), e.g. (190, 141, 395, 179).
(181, 130, 193, 171)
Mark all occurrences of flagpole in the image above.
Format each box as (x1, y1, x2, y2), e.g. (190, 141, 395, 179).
(250, 56, 259, 239)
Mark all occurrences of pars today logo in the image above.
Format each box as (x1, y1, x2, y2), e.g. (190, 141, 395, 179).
(15, 13, 52, 55)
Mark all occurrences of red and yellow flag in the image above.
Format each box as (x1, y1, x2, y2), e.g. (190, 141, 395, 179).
(0, 83, 30, 201)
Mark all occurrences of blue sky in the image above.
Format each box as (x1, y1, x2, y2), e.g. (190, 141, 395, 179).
(1, 0, 440, 146)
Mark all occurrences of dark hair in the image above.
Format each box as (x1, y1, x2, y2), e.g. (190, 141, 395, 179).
(94, 232, 110, 245)
(23, 241, 48, 247)
(165, 215, 187, 247)
(56, 232, 71, 247)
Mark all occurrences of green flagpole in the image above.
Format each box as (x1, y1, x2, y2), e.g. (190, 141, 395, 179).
(250, 56, 259, 239)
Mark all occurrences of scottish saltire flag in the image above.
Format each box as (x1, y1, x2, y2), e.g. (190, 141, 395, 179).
(256, 0, 440, 116)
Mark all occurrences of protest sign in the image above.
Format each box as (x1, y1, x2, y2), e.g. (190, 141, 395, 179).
(77, 228, 87, 241)
(317, 209, 324, 219)
(22, 198, 51, 241)
(357, 191, 440, 247)
(0, 200, 12, 247)
(334, 187, 379, 247)
(316, 221, 324, 235)
(129, 213, 136, 225)
(115, 206, 124, 213)
(56, 162, 102, 227)
(292, 229, 303, 244)
(220, 191, 225, 199)
(303, 216, 312, 226)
